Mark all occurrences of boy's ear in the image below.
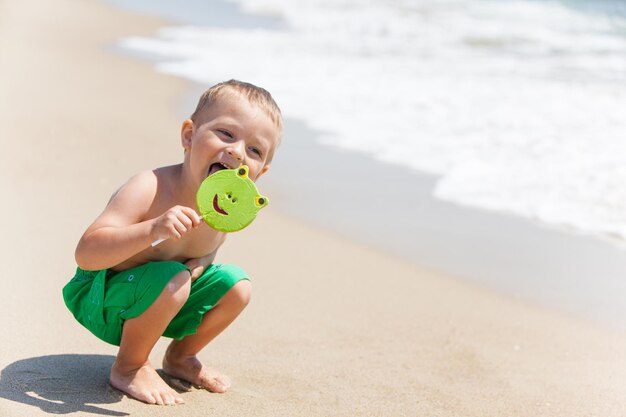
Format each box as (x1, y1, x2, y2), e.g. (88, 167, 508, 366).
(181, 119, 195, 150)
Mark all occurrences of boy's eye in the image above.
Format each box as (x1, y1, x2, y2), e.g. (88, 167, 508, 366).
(217, 129, 234, 139)
(249, 147, 262, 157)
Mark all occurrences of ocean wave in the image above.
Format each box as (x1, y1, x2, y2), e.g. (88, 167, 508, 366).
(119, 0, 626, 244)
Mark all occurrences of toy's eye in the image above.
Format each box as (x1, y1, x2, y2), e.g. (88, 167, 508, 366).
(255, 196, 268, 207)
(237, 166, 249, 179)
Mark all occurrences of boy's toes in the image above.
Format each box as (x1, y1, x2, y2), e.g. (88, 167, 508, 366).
(156, 390, 175, 406)
(152, 391, 165, 406)
(204, 375, 231, 393)
(130, 388, 158, 405)
(217, 376, 232, 391)
(159, 392, 171, 406)
(141, 391, 157, 405)
(162, 388, 184, 405)
(168, 391, 184, 405)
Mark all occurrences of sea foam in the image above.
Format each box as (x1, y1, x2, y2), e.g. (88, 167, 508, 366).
(119, 0, 626, 244)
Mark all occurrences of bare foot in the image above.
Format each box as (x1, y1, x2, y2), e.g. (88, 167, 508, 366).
(162, 352, 231, 393)
(110, 360, 185, 405)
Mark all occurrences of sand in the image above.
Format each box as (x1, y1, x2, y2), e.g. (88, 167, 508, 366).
(2, 0, 626, 416)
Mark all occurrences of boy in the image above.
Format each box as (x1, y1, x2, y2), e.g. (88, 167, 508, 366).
(63, 80, 282, 406)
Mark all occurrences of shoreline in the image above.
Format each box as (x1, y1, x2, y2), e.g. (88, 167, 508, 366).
(2, 0, 626, 416)
(263, 117, 626, 332)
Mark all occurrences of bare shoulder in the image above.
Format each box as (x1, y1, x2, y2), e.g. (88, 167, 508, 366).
(91, 169, 161, 229)
(108, 170, 158, 208)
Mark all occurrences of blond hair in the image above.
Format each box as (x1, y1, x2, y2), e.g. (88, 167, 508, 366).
(191, 79, 283, 139)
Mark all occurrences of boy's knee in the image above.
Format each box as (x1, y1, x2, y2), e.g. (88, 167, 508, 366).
(163, 270, 192, 304)
(228, 279, 252, 309)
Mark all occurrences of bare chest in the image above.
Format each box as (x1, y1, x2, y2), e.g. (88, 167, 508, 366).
(154, 225, 225, 258)
(115, 225, 226, 270)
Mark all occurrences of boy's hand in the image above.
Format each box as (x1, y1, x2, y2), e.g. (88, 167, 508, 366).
(151, 205, 201, 242)
(184, 253, 216, 281)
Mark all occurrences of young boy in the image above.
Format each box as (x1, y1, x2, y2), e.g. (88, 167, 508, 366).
(62, 80, 282, 406)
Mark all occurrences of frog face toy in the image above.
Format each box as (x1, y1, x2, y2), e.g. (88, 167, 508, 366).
(196, 165, 269, 232)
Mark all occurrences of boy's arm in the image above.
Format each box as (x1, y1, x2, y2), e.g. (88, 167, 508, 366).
(75, 170, 200, 271)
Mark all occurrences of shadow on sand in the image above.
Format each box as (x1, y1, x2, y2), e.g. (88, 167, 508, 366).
(0, 354, 128, 416)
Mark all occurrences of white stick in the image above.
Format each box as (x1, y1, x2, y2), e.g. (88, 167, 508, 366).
(151, 238, 166, 247)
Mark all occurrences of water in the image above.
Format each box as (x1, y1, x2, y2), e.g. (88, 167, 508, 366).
(112, 0, 626, 246)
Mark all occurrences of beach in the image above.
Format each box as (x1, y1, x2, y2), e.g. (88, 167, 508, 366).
(2, 0, 626, 416)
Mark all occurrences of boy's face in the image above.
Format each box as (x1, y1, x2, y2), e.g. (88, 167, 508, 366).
(181, 92, 280, 187)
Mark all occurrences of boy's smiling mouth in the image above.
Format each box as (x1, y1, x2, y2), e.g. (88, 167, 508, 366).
(208, 162, 231, 177)
(212, 194, 229, 215)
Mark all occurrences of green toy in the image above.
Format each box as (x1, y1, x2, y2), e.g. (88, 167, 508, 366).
(196, 165, 269, 232)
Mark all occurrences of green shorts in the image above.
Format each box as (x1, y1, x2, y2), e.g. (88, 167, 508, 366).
(62, 261, 249, 346)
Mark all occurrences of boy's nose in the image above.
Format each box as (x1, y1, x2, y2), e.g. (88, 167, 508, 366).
(226, 142, 245, 162)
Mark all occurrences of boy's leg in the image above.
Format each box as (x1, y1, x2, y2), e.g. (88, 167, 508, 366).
(110, 270, 191, 405)
(163, 279, 251, 393)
